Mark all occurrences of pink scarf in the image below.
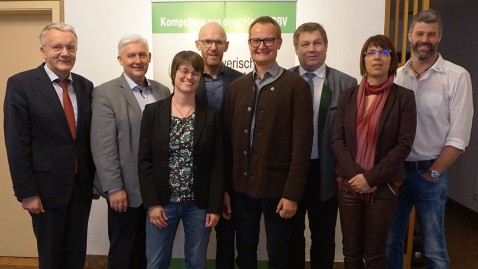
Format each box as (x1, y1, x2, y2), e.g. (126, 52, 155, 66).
(355, 75, 393, 171)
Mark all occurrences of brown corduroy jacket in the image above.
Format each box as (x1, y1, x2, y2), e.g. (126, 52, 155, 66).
(224, 70, 313, 202)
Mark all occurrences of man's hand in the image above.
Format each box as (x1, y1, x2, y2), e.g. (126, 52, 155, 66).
(148, 206, 168, 228)
(109, 189, 128, 213)
(205, 213, 220, 228)
(222, 192, 232, 220)
(276, 198, 297, 219)
(22, 196, 45, 214)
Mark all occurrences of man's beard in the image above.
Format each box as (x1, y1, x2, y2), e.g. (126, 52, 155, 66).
(412, 41, 438, 60)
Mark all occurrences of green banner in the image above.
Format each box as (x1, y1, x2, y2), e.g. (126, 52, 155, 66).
(152, 1, 296, 33)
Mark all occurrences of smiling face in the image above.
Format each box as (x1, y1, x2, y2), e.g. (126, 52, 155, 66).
(364, 45, 391, 84)
(195, 22, 228, 72)
(40, 29, 77, 79)
(117, 41, 151, 87)
(249, 22, 282, 69)
(409, 21, 442, 61)
(295, 30, 327, 71)
(174, 64, 201, 95)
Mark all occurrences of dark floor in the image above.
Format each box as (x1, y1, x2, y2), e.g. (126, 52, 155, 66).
(1, 199, 477, 269)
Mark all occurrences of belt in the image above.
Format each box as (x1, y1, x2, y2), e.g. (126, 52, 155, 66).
(404, 159, 435, 171)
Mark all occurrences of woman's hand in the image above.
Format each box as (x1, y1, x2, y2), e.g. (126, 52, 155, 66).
(148, 206, 168, 228)
(205, 213, 220, 228)
(349, 174, 377, 194)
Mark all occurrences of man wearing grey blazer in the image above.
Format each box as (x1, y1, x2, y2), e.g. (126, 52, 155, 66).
(91, 34, 170, 269)
(288, 23, 357, 269)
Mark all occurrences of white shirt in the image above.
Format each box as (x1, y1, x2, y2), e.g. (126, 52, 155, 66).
(44, 65, 78, 125)
(299, 64, 325, 159)
(394, 54, 473, 161)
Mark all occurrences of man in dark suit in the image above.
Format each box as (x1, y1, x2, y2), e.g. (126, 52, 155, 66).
(288, 22, 357, 269)
(195, 22, 243, 269)
(91, 34, 170, 269)
(3, 23, 95, 269)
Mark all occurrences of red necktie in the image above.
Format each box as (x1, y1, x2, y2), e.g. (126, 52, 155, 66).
(56, 79, 76, 140)
(56, 79, 78, 174)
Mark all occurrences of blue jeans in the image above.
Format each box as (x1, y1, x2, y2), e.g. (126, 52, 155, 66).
(387, 170, 449, 269)
(146, 202, 211, 269)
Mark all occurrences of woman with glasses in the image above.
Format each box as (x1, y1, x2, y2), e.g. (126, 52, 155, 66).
(138, 50, 224, 269)
(331, 35, 416, 268)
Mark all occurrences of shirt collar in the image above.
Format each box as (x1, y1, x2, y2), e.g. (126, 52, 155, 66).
(299, 64, 326, 79)
(253, 61, 281, 80)
(203, 65, 225, 79)
(44, 64, 72, 82)
(123, 73, 150, 90)
(403, 53, 445, 76)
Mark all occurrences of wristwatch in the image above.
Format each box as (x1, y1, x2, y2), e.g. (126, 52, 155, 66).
(428, 169, 440, 179)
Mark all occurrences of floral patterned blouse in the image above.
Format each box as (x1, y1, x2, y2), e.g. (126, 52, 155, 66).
(168, 113, 195, 203)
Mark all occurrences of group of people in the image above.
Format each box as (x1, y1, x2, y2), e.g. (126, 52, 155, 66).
(3, 9, 472, 269)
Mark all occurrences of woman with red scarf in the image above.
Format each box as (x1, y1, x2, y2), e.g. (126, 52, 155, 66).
(331, 35, 417, 268)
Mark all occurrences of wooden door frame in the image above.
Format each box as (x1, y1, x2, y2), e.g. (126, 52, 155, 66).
(0, 1, 61, 22)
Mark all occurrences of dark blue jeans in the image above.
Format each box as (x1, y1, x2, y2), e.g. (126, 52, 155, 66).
(233, 192, 292, 269)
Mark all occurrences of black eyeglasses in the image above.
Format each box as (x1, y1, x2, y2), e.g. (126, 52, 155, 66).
(248, 38, 276, 48)
(199, 39, 227, 48)
(364, 49, 391, 57)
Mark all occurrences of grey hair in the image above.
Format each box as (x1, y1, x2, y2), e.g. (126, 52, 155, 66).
(39, 23, 78, 46)
(118, 34, 149, 55)
(409, 9, 443, 34)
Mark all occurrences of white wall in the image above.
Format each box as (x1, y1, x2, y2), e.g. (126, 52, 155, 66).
(65, 0, 385, 258)
(65, 0, 155, 255)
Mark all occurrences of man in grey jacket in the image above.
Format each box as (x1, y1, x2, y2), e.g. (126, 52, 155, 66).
(91, 34, 170, 269)
(288, 22, 357, 269)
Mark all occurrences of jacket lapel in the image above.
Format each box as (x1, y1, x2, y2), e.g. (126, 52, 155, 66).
(193, 98, 206, 146)
(157, 96, 172, 150)
(118, 75, 143, 121)
(71, 75, 85, 140)
(377, 84, 397, 136)
(36, 65, 73, 140)
(318, 67, 332, 142)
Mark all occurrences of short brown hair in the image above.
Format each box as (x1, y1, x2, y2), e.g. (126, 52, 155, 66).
(248, 16, 281, 38)
(170, 51, 204, 86)
(293, 22, 328, 49)
(359, 34, 398, 77)
(409, 9, 442, 34)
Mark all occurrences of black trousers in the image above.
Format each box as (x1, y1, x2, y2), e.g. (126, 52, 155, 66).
(215, 192, 236, 269)
(289, 159, 338, 269)
(234, 192, 292, 269)
(107, 203, 146, 269)
(31, 176, 92, 269)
